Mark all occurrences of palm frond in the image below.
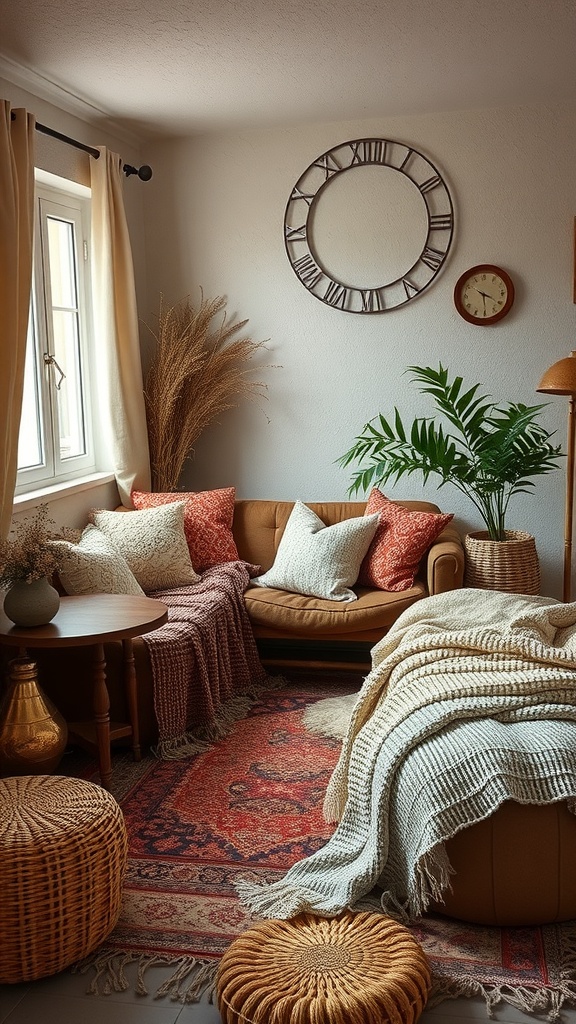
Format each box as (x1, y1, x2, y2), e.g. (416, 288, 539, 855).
(338, 363, 563, 540)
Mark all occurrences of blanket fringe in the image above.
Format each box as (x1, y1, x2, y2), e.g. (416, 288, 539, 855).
(234, 877, 333, 919)
(153, 673, 285, 760)
(412, 842, 456, 917)
(73, 949, 219, 1003)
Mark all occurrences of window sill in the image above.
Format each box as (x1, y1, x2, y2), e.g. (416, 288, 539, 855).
(13, 472, 117, 512)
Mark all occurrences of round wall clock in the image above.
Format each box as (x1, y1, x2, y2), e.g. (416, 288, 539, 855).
(453, 264, 515, 325)
(283, 137, 454, 314)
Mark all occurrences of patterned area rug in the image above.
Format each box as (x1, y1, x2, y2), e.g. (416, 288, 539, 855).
(73, 681, 576, 1019)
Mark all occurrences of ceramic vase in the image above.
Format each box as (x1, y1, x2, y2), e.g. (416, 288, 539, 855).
(3, 576, 60, 627)
(0, 657, 68, 775)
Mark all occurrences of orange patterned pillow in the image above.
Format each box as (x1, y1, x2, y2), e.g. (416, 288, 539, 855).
(358, 489, 453, 592)
(131, 487, 239, 572)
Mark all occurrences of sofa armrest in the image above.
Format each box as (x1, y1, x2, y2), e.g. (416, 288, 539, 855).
(426, 525, 465, 595)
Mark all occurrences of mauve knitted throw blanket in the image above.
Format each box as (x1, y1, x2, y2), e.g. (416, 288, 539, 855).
(237, 588, 576, 921)
(142, 561, 267, 758)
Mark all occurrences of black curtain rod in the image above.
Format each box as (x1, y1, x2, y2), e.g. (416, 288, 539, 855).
(11, 111, 153, 180)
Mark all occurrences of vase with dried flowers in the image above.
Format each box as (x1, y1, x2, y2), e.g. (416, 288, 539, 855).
(0, 505, 64, 627)
(144, 293, 270, 492)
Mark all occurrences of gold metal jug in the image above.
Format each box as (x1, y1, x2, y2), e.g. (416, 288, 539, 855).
(0, 658, 68, 775)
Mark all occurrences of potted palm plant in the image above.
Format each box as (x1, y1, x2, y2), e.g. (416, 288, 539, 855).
(338, 364, 563, 593)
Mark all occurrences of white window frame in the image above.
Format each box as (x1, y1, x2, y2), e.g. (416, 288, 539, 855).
(15, 171, 98, 495)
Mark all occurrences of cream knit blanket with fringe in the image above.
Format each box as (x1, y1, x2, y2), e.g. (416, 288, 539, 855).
(236, 588, 576, 921)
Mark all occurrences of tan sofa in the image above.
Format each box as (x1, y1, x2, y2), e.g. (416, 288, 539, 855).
(8, 496, 464, 751)
(234, 499, 463, 659)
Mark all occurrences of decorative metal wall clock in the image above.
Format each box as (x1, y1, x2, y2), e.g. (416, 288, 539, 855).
(284, 138, 454, 314)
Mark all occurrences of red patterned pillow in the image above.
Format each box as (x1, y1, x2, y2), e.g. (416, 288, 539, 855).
(358, 489, 453, 592)
(131, 487, 239, 572)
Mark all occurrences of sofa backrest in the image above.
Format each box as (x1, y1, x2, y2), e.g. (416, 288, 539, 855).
(231, 498, 443, 573)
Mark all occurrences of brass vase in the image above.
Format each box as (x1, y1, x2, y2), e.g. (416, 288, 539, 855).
(0, 658, 68, 775)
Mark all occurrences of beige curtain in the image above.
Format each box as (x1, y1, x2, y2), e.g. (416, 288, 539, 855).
(90, 147, 150, 506)
(0, 103, 35, 538)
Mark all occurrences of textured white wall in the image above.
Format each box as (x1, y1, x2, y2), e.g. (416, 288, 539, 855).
(143, 104, 576, 599)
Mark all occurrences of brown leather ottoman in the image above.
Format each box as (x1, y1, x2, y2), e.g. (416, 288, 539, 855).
(429, 800, 576, 926)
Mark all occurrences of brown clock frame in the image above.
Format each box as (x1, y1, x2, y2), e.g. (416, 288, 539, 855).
(454, 264, 515, 325)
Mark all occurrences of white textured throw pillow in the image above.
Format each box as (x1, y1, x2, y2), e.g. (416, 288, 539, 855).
(91, 501, 201, 591)
(50, 525, 145, 596)
(252, 501, 380, 602)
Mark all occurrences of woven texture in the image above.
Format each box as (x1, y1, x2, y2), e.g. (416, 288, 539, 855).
(237, 589, 576, 922)
(216, 911, 431, 1024)
(141, 561, 267, 757)
(0, 774, 128, 983)
(463, 530, 540, 594)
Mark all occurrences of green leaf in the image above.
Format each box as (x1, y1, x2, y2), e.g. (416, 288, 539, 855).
(338, 363, 563, 534)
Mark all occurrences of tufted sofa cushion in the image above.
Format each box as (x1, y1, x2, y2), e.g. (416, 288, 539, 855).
(234, 499, 464, 643)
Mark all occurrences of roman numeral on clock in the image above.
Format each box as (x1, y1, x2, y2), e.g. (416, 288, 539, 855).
(324, 280, 348, 308)
(419, 175, 441, 194)
(285, 224, 307, 241)
(293, 253, 323, 289)
(349, 139, 388, 165)
(429, 213, 453, 231)
(313, 153, 342, 179)
(421, 246, 444, 271)
(361, 288, 385, 312)
(290, 187, 315, 206)
(403, 278, 419, 299)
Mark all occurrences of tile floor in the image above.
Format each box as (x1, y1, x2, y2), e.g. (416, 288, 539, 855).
(2, 962, 576, 1023)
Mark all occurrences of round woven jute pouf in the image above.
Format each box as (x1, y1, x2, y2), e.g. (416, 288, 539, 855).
(464, 530, 541, 595)
(0, 774, 128, 983)
(216, 910, 431, 1024)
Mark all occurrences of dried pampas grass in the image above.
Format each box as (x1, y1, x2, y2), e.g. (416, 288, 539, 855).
(144, 294, 269, 492)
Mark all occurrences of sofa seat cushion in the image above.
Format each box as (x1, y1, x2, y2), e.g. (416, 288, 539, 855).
(244, 580, 427, 637)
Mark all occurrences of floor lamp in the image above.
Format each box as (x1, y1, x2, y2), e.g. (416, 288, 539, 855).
(537, 351, 576, 603)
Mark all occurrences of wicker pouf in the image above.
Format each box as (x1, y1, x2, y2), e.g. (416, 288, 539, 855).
(0, 774, 128, 983)
(216, 911, 431, 1024)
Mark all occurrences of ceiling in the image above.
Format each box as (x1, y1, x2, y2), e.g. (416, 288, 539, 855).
(1, 0, 575, 139)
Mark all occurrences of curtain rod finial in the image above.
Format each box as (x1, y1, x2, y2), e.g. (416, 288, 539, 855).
(123, 163, 153, 181)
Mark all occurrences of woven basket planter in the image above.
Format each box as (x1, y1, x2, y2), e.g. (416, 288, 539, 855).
(216, 910, 431, 1024)
(464, 530, 540, 595)
(0, 774, 128, 983)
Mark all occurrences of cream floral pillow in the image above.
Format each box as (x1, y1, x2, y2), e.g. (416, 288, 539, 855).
(91, 501, 200, 591)
(252, 501, 379, 602)
(50, 525, 144, 596)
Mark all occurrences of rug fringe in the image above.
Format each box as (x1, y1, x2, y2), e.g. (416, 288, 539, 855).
(429, 977, 576, 1022)
(73, 949, 219, 1003)
(153, 672, 285, 760)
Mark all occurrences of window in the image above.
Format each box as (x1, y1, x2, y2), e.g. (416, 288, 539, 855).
(16, 173, 97, 494)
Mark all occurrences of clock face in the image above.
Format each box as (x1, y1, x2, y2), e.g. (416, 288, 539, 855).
(284, 138, 454, 314)
(454, 265, 515, 324)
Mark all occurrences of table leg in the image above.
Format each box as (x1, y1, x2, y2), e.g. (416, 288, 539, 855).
(123, 638, 141, 761)
(91, 642, 112, 790)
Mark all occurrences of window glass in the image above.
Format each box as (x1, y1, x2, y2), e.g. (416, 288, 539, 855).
(16, 176, 96, 493)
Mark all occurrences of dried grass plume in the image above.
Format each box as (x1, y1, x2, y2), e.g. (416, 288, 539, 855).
(144, 294, 270, 492)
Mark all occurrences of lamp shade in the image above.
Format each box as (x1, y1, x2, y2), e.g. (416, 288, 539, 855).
(537, 352, 576, 396)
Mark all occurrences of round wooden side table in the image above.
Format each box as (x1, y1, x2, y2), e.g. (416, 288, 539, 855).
(0, 594, 168, 789)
